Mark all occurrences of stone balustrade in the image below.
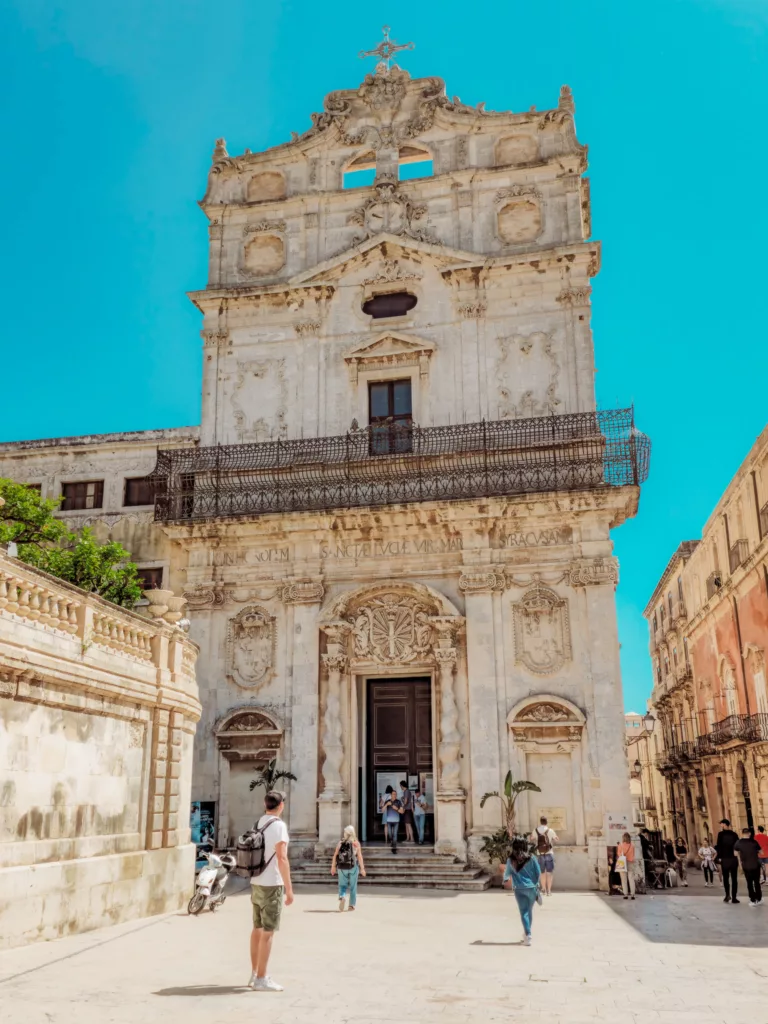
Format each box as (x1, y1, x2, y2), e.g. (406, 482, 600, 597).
(0, 545, 201, 949)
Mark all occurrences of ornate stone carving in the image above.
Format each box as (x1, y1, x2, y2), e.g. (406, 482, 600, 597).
(567, 558, 619, 588)
(495, 185, 542, 201)
(458, 571, 505, 594)
(226, 711, 278, 732)
(458, 302, 486, 319)
(350, 591, 433, 664)
(497, 332, 561, 419)
(226, 606, 276, 690)
(232, 360, 287, 442)
(512, 582, 571, 676)
(281, 579, 325, 605)
(348, 180, 438, 244)
(518, 703, 569, 722)
(183, 583, 226, 609)
(557, 287, 591, 306)
(432, 616, 462, 792)
(293, 320, 322, 336)
(202, 328, 229, 348)
(358, 65, 409, 112)
(362, 258, 422, 285)
(242, 220, 287, 235)
(320, 622, 352, 798)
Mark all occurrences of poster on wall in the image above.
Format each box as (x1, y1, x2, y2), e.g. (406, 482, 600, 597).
(419, 771, 435, 814)
(537, 807, 567, 832)
(190, 801, 216, 847)
(376, 771, 406, 813)
(603, 811, 631, 843)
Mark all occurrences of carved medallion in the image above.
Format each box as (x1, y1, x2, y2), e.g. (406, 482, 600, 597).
(512, 582, 571, 676)
(350, 591, 433, 663)
(226, 606, 276, 689)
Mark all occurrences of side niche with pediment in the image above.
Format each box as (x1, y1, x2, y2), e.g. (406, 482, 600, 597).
(507, 696, 585, 747)
(512, 582, 572, 675)
(215, 708, 283, 762)
(225, 605, 277, 690)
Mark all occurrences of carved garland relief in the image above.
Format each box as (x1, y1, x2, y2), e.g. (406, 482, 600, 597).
(226, 605, 277, 690)
(512, 582, 571, 676)
(497, 331, 561, 419)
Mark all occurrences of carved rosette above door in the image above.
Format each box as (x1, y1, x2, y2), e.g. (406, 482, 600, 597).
(225, 605, 276, 690)
(512, 581, 571, 675)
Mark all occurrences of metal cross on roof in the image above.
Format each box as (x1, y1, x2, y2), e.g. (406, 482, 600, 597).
(358, 25, 414, 72)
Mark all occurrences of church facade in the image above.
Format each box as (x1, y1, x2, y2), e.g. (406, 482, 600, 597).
(0, 54, 649, 889)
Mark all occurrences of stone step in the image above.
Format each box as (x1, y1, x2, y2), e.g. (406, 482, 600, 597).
(293, 865, 486, 878)
(293, 875, 492, 891)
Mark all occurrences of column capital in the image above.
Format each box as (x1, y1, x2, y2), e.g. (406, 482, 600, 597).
(281, 577, 325, 605)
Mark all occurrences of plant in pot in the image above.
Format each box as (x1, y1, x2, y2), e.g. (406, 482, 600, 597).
(479, 770, 541, 878)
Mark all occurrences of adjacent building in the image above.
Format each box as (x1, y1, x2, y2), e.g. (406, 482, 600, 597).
(645, 428, 768, 844)
(0, 48, 650, 888)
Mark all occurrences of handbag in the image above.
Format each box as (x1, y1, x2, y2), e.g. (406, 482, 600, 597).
(616, 854, 628, 872)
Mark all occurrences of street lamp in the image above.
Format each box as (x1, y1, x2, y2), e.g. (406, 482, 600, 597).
(634, 759, 642, 774)
(643, 712, 656, 734)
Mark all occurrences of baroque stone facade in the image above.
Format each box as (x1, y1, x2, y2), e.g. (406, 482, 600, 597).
(644, 428, 768, 847)
(0, 56, 644, 890)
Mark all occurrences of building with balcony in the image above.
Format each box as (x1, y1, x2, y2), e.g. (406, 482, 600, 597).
(644, 428, 768, 846)
(0, 48, 650, 888)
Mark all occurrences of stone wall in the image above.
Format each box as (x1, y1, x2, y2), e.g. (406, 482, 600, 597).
(0, 548, 201, 949)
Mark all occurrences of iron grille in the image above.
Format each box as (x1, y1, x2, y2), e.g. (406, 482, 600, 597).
(151, 408, 651, 524)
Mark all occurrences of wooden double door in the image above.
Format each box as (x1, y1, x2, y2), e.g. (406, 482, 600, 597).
(366, 677, 433, 842)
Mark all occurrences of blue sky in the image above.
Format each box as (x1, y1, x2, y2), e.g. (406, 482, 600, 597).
(2, 1, 766, 711)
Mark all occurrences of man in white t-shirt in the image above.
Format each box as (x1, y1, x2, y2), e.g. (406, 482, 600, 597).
(530, 816, 558, 896)
(249, 790, 293, 992)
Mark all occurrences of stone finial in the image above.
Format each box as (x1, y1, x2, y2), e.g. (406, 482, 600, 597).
(559, 85, 575, 113)
(142, 588, 188, 625)
(212, 138, 228, 163)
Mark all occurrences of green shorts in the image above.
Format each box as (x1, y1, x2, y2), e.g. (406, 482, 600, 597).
(251, 884, 284, 932)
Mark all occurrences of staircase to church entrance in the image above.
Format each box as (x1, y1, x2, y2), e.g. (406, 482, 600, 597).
(291, 845, 491, 891)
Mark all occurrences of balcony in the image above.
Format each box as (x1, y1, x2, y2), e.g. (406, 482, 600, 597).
(711, 713, 768, 745)
(639, 797, 657, 812)
(151, 408, 650, 523)
(729, 539, 749, 574)
(706, 571, 723, 600)
(761, 501, 768, 539)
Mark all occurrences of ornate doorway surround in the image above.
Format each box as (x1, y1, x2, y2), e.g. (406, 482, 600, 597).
(318, 582, 466, 855)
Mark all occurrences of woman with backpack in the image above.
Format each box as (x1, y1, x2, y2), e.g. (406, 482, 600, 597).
(330, 825, 366, 911)
(503, 836, 542, 946)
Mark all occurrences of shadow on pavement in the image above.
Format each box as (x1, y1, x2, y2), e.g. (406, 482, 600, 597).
(601, 892, 768, 947)
(153, 985, 250, 996)
(470, 940, 522, 947)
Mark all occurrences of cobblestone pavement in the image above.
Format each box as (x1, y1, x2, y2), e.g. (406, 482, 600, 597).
(1, 873, 766, 1023)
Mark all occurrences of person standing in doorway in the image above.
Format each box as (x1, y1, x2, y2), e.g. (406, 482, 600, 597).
(414, 787, 427, 845)
(399, 781, 416, 844)
(383, 785, 403, 854)
(615, 832, 636, 900)
(735, 827, 763, 907)
(674, 836, 689, 886)
(330, 825, 367, 912)
(698, 836, 718, 887)
(379, 791, 390, 844)
(503, 836, 542, 946)
(531, 817, 558, 895)
(755, 825, 768, 883)
(248, 790, 294, 993)
(715, 818, 740, 904)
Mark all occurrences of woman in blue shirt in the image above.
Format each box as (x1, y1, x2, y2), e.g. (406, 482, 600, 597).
(503, 836, 542, 946)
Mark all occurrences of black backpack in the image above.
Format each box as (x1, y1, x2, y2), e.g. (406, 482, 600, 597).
(236, 817, 279, 876)
(535, 828, 552, 854)
(337, 839, 355, 870)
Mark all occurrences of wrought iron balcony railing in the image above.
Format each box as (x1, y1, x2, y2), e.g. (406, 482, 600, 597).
(151, 409, 650, 523)
(729, 539, 749, 574)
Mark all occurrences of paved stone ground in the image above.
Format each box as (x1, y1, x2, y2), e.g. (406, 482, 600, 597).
(1, 872, 766, 1023)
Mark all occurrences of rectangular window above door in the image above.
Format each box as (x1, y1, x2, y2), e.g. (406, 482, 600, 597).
(368, 379, 412, 455)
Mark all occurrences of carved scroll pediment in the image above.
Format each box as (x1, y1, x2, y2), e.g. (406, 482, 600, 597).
(512, 582, 571, 676)
(517, 702, 572, 723)
(226, 605, 276, 690)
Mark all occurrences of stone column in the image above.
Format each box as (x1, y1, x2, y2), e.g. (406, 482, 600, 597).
(431, 616, 467, 859)
(282, 580, 324, 848)
(570, 731, 587, 847)
(318, 621, 351, 848)
(459, 571, 504, 857)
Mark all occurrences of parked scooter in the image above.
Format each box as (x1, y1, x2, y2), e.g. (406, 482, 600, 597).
(188, 849, 236, 915)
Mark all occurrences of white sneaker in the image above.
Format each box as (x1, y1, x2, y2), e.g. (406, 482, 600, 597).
(749, 901, 757, 907)
(248, 972, 259, 989)
(523, 935, 532, 946)
(683, 881, 688, 886)
(338, 897, 346, 912)
(258, 977, 284, 992)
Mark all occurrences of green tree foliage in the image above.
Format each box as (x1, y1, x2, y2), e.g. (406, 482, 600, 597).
(249, 758, 298, 793)
(480, 770, 542, 837)
(0, 479, 143, 608)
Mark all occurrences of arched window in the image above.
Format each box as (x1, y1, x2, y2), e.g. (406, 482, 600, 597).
(398, 145, 433, 181)
(343, 151, 376, 189)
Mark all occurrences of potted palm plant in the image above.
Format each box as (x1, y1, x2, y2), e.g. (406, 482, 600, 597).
(249, 757, 297, 795)
(480, 770, 541, 877)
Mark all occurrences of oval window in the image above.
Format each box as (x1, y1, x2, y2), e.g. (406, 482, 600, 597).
(362, 292, 417, 319)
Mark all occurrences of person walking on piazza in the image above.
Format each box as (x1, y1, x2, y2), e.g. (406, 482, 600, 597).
(530, 816, 558, 895)
(755, 825, 768, 883)
(248, 790, 294, 992)
(504, 836, 542, 946)
(674, 835, 689, 886)
(414, 787, 427, 844)
(399, 780, 416, 844)
(698, 836, 718, 887)
(615, 831, 636, 900)
(331, 825, 367, 911)
(734, 827, 764, 907)
(715, 818, 740, 904)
